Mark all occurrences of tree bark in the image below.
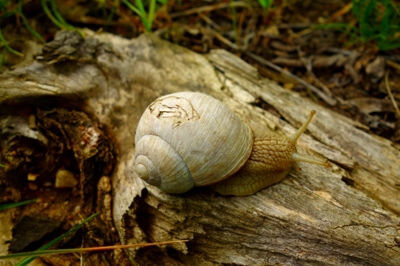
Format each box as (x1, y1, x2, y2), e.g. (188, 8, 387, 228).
(0, 31, 399, 266)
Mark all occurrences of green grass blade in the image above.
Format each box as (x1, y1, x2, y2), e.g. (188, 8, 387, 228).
(121, 0, 141, 16)
(134, 0, 147, 19)
(0, 28, 23, 57)
(258, 0, 272, 9)
(147, 0, 156, 31)
(40, 0, 83, 37)
(380, 0, 394, 38)
(358, 1, 373, 40)
(15, 213, 99, 266)
(41, 0, 65, 29)
(135, 0, 150, 31)
(122, 0, 150, 31)
(106, 1, 117, 24)
(48, 0, 75, 30)
(15, 4, 45, 44)
(0, 199, 38, 211)
(49, 0, 68, 24)
(18, 12, 45, 43)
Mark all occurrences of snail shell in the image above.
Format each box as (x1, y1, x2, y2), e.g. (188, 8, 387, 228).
(134, 92, 253, 193)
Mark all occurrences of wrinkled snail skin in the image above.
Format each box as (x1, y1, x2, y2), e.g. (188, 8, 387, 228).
(212, 134, 297, 196)
(134, 92, 328, 196)
(213, 109, 330, 196)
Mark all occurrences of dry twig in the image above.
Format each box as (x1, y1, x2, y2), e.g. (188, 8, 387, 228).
(202, 28, 337, 106)
(296, 47, 334, 97)
(170, 2, 251, 19)
(385, 70, 400, 118)
(245, 51, 338, 106)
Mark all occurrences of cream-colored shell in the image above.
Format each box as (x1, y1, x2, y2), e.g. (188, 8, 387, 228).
(134, 92, 253, 193)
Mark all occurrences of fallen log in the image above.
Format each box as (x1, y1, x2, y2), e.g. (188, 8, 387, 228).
(0, 31, 399, 265)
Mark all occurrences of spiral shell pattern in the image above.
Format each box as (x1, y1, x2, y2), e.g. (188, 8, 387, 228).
(134, 92, 253, 193)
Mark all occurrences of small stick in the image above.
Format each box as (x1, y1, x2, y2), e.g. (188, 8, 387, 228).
(385, 70, 400, 119)
(170, 2, 250, 19)
(202, 27, 338, 107)
(296, 47, 334, 97)
(244, 52, 337, 106)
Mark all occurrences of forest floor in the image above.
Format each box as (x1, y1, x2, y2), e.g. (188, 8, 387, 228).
(2, 1, 400, 143)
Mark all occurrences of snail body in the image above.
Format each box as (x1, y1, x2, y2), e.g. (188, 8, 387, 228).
(134, 92, 327, 196)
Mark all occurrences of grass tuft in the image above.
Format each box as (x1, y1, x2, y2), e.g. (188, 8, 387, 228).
(258, 0, 273, 9)
(321, 0, 400, 50)
(122, 0, 166, 32)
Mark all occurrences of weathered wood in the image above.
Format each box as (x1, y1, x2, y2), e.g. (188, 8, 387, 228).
(0, 31, 399, 265)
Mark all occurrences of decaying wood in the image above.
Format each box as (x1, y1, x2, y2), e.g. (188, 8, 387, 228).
(0, 31, 399, 265)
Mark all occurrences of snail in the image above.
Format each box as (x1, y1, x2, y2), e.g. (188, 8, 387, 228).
(134, 92, 328, 196)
